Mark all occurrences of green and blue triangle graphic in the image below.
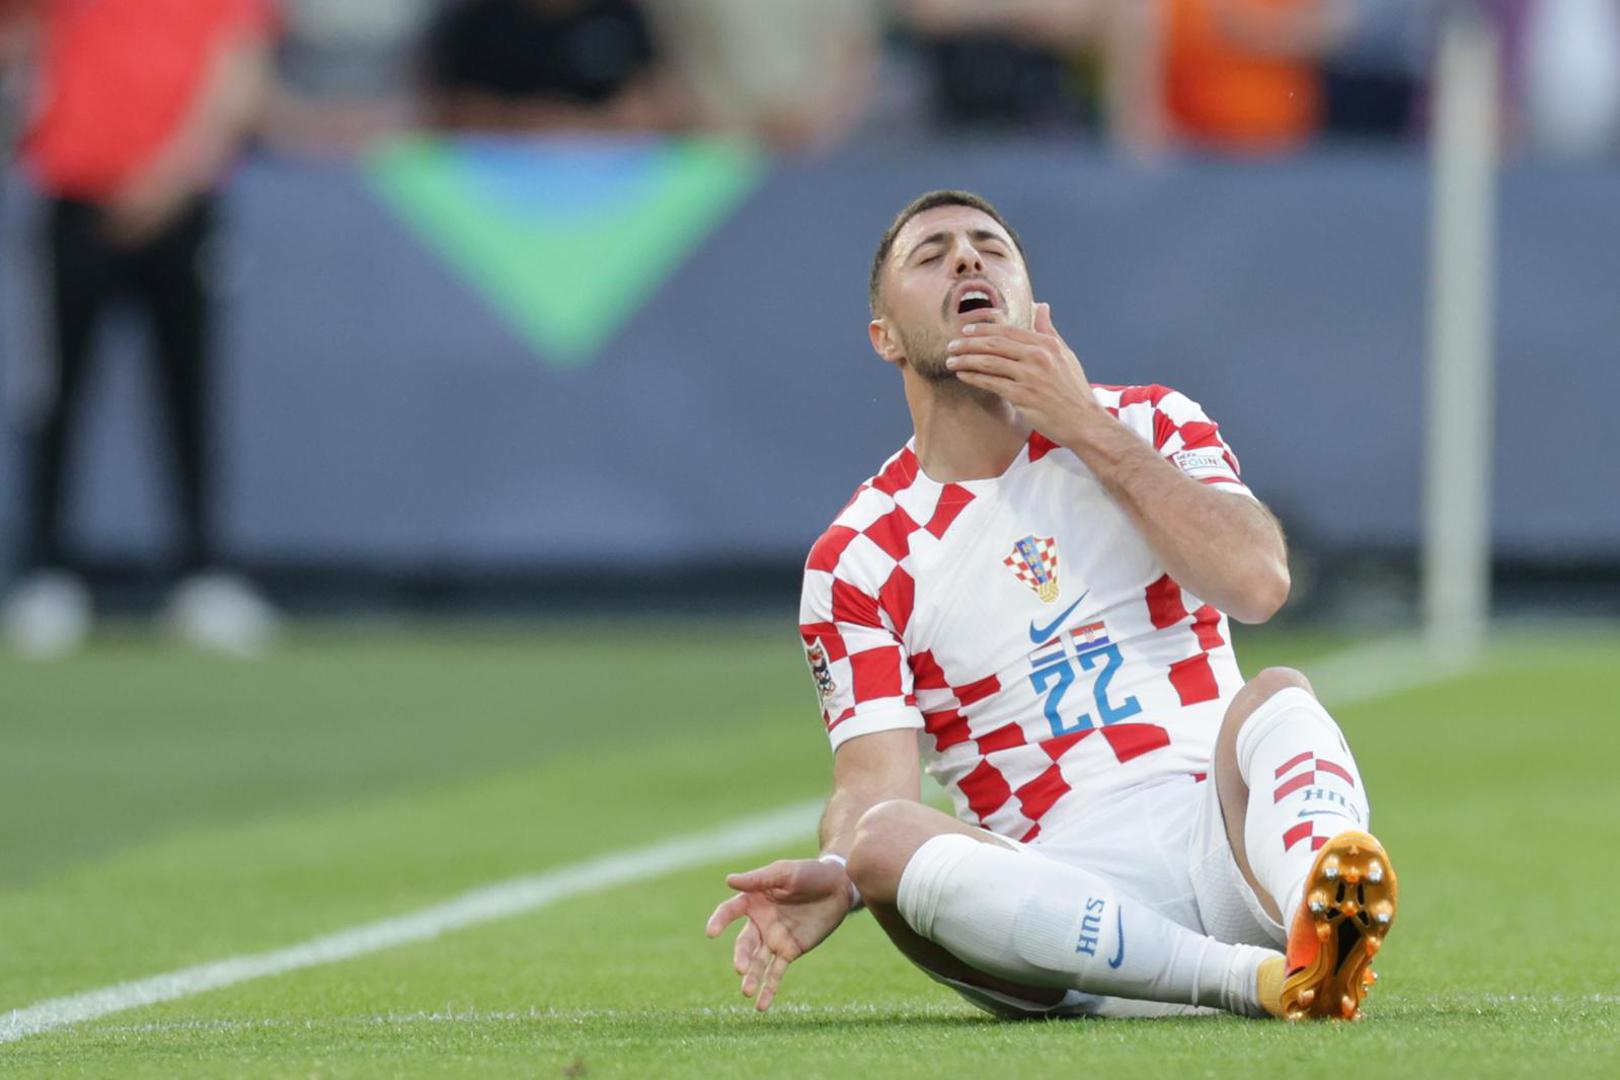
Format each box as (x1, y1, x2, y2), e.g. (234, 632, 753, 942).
(366, 136, 765, 369)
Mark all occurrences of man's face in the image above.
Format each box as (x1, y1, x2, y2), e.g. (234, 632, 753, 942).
(872, 205, 1034, 380)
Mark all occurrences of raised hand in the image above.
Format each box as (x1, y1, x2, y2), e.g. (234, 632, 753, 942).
(704, 857, 853, 1011)
(945, 302, 1104, 446)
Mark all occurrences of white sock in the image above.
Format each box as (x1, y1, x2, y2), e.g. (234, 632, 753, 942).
(897, 834, 1279, 1017)
(1234, 686, 1371, 922)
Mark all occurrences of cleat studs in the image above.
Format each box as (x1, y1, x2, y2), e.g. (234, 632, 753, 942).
(1299, 988, 1316, 1006)
(1309, 899, 1327, 916)
(1367, 861, 1384, 883)
(1341, 900, 1359, 917)
(1344, 867, 1362, 885)
(1348, 844, 1362, 857)
(1316, 922, 1333, 942)
(1324, 863, 1340, 881)
(1365, 938, 1382, 957)
(1341, 994, 1357, 1017)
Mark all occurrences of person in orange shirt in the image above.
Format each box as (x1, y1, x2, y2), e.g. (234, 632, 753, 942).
(1114, 0, 1354, 154)
(888, 0, 1355, 155)
(4, 0, 280, 658)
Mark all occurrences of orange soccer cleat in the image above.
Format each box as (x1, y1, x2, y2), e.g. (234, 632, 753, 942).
(1277, 830, 1399, 1021)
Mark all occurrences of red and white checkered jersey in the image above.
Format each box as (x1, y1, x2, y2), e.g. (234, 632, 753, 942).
(799, 384, 1257, 842)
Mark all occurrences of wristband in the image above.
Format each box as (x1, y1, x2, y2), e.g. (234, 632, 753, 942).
(818, 852, 864, 912)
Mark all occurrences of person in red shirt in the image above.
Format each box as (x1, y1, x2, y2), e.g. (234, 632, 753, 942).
(3, 0, 280, 658)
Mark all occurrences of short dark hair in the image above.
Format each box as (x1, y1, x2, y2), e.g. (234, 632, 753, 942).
(868, 189, 1026, 314)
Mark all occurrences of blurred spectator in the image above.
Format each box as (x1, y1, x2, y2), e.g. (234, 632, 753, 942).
(1318, 0, 1434, 138)
(2, 0, 282, 659)
(891, 0, 1110, 131)
(1521, 0, 1620, 156)
(1147, 0, 1340, 154)
(890, 0, 1441, 154)
(265, 0, 445, 153)
(646, 0, 878, 149)
(423, 0, 681, 133)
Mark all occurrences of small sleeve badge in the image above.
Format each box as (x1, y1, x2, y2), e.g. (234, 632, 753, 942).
(806, 639, 837, 702)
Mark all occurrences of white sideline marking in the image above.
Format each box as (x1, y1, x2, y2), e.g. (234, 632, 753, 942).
(94, 1001, 978, 1036)
(0, 800, 823, 1046)
(0, 635, 1479, 1047)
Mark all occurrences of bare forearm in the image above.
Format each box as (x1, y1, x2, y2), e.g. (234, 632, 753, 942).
(1059, 411, 1290, 623)
(818, 778, 920, 856)
(818, 731, 923, 856)
(817, 787, 875, 857)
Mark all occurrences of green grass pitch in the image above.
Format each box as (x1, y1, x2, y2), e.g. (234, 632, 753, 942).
(2, 619, 1617, 1077)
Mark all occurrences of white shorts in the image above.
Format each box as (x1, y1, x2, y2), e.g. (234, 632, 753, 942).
(1022, 773, 1285, 949)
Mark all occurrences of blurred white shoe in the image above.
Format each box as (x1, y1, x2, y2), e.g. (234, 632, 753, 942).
(2, 571, 93, 660)
(164, 570, 281, 658)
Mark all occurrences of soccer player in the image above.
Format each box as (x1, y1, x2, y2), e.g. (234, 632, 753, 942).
(706, 190, 1398, 1021)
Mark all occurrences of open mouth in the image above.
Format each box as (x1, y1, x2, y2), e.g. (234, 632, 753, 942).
(956, 289, 996, 315)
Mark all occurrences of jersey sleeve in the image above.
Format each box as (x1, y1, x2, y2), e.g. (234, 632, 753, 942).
(1105, 384, 1256, 499)
(799, 501, 925, 752)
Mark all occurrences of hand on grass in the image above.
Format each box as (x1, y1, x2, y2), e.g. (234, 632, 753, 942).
(705, 858, 852, 1012)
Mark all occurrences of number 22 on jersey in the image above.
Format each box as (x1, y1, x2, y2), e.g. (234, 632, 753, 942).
(1028, 621, 1143, 738)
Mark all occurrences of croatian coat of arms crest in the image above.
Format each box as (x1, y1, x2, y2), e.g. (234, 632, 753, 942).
(1004, 534, 1060, 603)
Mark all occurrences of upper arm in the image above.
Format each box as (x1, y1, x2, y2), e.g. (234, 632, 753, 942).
(799, 496, 926, 753)
(1106, 384, 1257, 500)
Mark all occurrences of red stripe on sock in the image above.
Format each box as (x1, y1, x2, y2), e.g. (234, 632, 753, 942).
(1282, 822, 1313, 851)
(1315, 758, 1356, 786)
(1273, 750, 1313, 779)
(1273, 771, 1314, 802)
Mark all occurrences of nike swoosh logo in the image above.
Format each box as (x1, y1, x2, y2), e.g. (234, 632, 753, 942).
(1028, 590, 1089, 644)
(1107, 905, 1125, 969)
(1297, 808, 1362, 821)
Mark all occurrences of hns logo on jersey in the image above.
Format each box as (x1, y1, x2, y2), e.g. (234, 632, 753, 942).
(805, 640, 837, 702)
(1004, 535, 1061, 603)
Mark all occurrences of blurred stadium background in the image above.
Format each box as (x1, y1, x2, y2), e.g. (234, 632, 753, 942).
(1, 0, 1617, 1075)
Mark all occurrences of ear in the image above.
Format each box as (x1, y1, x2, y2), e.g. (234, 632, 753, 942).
(869, 318, 904, 366)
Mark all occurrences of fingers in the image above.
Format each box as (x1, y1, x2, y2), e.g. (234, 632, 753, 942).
(960, 319, 1050, 347)
(705, 892, 750, 938)
(724, 860, 787, 892)
(732, 919, 760, 976)
(946, 350, 1024, 379)
(949, 331, 1050, 364)
(756, 952, 790, 1012)
(953, 370, 1022, 399)
(1034, 301, 1056, 335)
(741, 936, 773, 1000)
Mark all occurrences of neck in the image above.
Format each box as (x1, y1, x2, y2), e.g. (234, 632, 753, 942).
(903, 367, 1032, 483)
